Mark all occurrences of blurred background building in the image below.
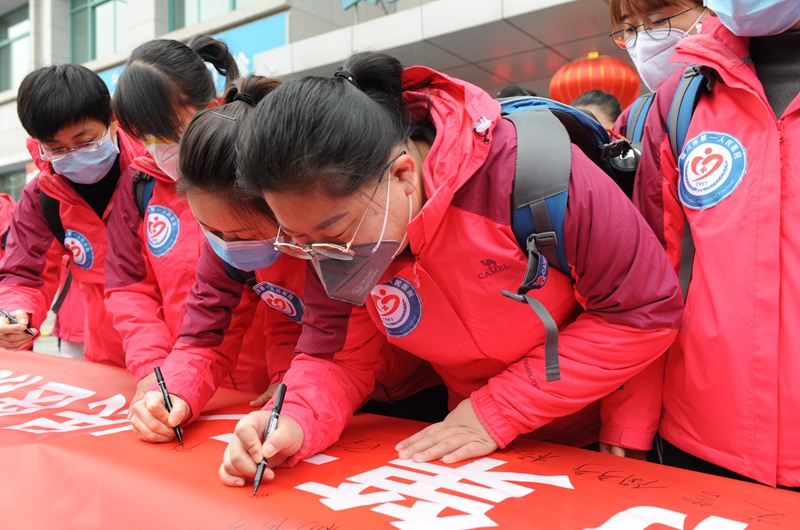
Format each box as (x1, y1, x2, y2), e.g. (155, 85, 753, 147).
(0, 0, 637, 197)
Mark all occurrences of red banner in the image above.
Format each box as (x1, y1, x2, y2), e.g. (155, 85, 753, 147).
(1, 351, 797, 529)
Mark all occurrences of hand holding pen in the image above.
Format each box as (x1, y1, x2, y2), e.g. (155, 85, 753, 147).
(253, 382, 286, 495)
(154, 366, 184, 445)
(0, 307, 37, 350)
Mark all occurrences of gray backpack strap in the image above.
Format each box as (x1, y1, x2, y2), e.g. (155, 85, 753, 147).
(504, 108, 571, 269)
(502, 108, 572, 382)
(679, 219, 694, 300)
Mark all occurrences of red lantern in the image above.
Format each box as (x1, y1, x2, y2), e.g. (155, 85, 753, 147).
(549, 52, 641, 110)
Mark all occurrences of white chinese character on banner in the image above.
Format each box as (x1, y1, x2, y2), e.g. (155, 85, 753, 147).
(0, 381, 94, 417)
(297, 457, 573, 530)
(0, 370, 43, 394)
(6, 394, 128, 434)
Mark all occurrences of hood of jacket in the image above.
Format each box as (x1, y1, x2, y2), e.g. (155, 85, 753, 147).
(401, 65, 501, 249)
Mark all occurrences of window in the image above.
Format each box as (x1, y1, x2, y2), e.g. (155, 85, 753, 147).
(71, 0, 127, 63)
(169, 0, 251, 31)
(0, 6, 30, 92)
(0, 169, 26, 202)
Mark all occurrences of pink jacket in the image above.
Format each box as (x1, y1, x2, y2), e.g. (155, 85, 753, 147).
(0, 131, 145, 365)
(634, 17, 800, 487)
(276, 66, 683, 465)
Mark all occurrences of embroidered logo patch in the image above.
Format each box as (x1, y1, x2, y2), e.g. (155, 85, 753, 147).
(253, 282, 305, 323)
(64, 229, 94, 269)
(679, 132, 746, 210)
(371, 277, 422, 338)
(146, 205, 180, 257)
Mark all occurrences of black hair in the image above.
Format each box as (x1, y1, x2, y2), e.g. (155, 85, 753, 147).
(16, 64, 111, 141)
(571, 89, 623, 122)
(496, 84, 537, 98)
(179, 74, 282, 223)
(238, 51, 412, 198)
(113, 35, 239, 141)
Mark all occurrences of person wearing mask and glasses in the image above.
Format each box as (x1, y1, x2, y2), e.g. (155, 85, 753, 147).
(0, 64, 146, 364)
(632, 0, 800, 489)
(609, 1, 710, 146)
(217, 51, 683, 489)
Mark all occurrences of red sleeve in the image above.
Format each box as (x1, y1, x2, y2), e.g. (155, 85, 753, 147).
(472, 146, 682, 449)
(103, 174, 173, 381)
(0, 179, 66, 334)
(277, 266, 386, 466)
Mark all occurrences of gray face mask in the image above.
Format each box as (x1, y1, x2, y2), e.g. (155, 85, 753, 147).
(311, 240, 403, 305)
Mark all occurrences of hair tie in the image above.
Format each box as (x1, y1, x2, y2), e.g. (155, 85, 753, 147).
(334, 70, 359, 89)
(233, 92, 256, 107)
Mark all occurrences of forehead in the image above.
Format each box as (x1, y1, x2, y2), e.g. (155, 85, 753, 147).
(41, 119, 105, 144)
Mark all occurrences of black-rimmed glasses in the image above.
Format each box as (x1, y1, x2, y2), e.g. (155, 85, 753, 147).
(610, 7, 694, 49)
(273, 150, 406, 261)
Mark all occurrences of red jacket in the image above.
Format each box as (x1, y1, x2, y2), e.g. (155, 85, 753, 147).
(276, 67, 683, 465)
(0, 193, 17, 260)
(0, 131, 145, 365)
(634, 17, 800, 487)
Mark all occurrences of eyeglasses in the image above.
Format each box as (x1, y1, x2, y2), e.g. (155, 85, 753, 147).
(273, 150, 406, 261)
(610, 7, 694, 49)
(39, 128, 110, 162)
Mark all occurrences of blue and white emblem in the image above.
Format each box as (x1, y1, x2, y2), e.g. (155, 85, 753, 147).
(146, 205, 180, 257)
(679, 132, 746, 210)
(371, 277, 422, 338)
(253, 282, 304, 323)
(64, 229, 94, 269)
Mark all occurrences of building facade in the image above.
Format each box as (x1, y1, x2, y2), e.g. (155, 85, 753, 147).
(0, 0, 627, 198)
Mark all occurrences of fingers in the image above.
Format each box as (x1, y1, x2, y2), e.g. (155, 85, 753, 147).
(0, 311, 36, 350)
(129, 391, 174, 443)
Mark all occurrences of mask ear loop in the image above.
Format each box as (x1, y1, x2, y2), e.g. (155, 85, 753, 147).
(391, 194, 413, 259)
(370, 174, 392, 254)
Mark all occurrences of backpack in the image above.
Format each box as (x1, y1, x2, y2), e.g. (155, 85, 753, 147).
(497, 70, 714, 380)
(132, 172, 258, 287)
(624, 65, 718, 297)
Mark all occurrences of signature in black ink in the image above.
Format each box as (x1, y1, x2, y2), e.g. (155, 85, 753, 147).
(171, 440, 205, 452)
(227, 518, 339, 530)
(681, 490, 720, 508)
(573, 463, 666, 489)
(331, 438, 381, 453)
(734, 501, 787, 525)
(513, 450, 559, 464)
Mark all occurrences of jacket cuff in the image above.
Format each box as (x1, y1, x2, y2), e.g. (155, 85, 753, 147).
(133, 358, 164, 383)
(599, 425, 656, 451)
(275, 402, 318, 468)
(470, 388, 515, 449)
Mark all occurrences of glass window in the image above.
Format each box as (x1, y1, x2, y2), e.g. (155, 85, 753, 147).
(0, 169, 27, 202)
(0, 6, 31, 92)
(71, 0, 127, 62)
(170, 0, 251, 31)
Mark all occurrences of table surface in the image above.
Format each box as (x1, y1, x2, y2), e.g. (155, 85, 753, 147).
(1, 350, 797, 530)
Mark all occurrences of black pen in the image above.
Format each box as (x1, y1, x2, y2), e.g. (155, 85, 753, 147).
(154, 366, 184, 445)
(0, 308, 36, 336)
(253, 382, 287, 496)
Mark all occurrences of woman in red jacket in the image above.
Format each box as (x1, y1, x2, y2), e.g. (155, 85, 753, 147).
(105, 36, 273, 408)
(219, 51, 684, 488)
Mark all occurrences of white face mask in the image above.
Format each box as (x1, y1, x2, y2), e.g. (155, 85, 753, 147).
(626, 11, 705, 91)
(143, 138, 181, 181)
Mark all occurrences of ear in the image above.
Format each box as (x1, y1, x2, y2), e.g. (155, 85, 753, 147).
(391, 151, 420, 198)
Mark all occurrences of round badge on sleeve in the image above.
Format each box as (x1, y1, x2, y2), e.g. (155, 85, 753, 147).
(678, 132, 747, 210)
(370, 277, 422, 338)
(146, 205, 180, 257)
(253, 282, 305, 323)
(64, 229, 94, 269)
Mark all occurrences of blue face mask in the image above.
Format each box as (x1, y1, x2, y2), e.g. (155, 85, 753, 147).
(705, 0, 800, 36)
(49, 130, 120, 185)
(204, 229, 280, 271)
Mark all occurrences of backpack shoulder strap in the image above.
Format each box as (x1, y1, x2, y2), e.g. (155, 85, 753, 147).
(626, 92, 656, 144)
(666, 65, 718, 299)
(222, 261, 258, 288)
(134, 172, 156, 218)
(39, 189, 65, 243)
(501, 107, 573, 382)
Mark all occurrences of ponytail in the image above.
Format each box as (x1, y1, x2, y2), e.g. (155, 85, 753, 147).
(239, 51, 411, 198)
